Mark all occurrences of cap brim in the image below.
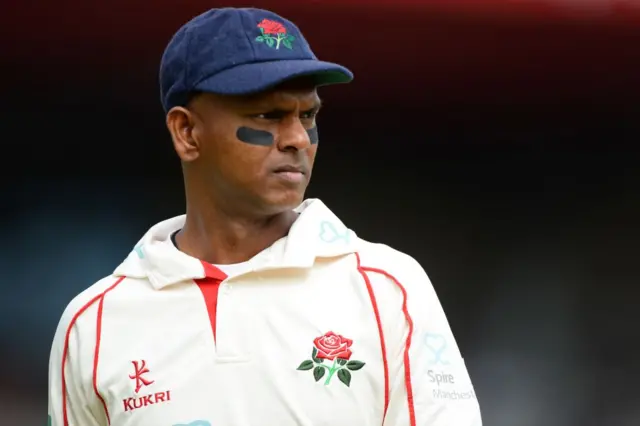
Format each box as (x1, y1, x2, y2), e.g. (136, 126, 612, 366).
(193, 59, 353, 95)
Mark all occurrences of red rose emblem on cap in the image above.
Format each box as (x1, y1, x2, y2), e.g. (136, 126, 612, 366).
(257, 19, 286, 35)
(254, 19, 296, 50)
(296, 331, 366, 387)
(313, 331, 353, 361)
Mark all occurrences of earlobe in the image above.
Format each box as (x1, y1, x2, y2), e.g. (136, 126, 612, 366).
(166, 107, 200, 162)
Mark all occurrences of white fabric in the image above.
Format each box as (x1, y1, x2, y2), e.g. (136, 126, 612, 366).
(48, 198, 482, 426)
(213, 261, 254, 278)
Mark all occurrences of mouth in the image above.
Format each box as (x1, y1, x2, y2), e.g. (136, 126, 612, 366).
(273, 165, 305, 174)
(273, 165, 306, 183)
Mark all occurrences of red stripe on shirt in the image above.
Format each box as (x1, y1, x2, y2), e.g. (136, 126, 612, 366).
(357, 257, 417, 426)
(355, 252, 391, 420)
(61, 276, 126, 426)
(92, 279, 125, 424)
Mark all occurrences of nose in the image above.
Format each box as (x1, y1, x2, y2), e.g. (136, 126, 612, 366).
(276, 118, 311, 152)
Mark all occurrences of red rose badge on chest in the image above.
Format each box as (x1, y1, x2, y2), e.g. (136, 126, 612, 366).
(297, 331, 366, 387)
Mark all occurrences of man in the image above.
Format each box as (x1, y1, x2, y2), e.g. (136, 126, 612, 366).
(48, 7, 482, 426)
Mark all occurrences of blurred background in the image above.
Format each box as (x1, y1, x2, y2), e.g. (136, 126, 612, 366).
(2, 0, 640, 424)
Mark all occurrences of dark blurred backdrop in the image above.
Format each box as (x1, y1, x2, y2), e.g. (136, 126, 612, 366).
(2, 1, 639, 425)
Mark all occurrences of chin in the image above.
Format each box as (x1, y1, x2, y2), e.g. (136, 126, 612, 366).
(261, 189, 306, 213)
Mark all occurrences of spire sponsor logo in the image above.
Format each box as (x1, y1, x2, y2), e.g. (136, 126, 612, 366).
(424, 333, 477, 401)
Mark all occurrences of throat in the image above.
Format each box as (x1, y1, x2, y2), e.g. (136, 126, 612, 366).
(175, 210, 298, 265)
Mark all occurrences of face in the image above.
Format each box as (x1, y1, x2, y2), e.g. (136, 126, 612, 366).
(166, 79, 321, 216)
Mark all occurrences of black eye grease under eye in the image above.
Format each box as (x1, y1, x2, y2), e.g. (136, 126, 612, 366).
(236, 127, 275, 146)
(306, 126, 318, 144)
(235, 126, 319, 146)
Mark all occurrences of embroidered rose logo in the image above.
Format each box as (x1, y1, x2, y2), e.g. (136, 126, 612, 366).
(255, 19, 295, 50)
(297, 331, 366, 387)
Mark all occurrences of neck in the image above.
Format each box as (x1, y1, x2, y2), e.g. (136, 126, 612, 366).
(176, 202, 298, 265)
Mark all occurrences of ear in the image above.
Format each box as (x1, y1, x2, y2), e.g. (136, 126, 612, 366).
(166, 107, 200, 162)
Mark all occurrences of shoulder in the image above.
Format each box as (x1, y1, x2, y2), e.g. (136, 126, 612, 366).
(53, 275, 129, 342)
(354, 238, 439, 320)
(355, 238, 429, 285)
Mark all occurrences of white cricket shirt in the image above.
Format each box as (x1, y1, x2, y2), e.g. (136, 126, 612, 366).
(48, 199, 482, 426)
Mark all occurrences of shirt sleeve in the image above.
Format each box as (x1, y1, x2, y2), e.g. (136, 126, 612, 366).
(48, 300, 105, 426)
(382, 258, 483, 426)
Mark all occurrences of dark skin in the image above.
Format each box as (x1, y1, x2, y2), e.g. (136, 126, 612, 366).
(165, 79, 322, 265)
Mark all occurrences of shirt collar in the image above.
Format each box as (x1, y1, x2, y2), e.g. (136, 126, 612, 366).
(113, 199, 358, 289)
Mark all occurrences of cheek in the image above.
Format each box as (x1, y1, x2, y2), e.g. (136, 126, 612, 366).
(202, 132, 265, 185)
(224, 147, 268, 185)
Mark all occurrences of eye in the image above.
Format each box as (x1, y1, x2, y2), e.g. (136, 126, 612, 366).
(251, 108, 319, 121)
(300, 110, 316, 120)
(300, 107, 320, 120)
(254, 111, 286, 120)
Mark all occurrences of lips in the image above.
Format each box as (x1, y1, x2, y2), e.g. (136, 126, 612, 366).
(272, 164, 307, 184)
(274, 165, 305, 174)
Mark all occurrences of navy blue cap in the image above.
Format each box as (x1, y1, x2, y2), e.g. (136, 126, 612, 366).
(160, 7, 354, 112)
